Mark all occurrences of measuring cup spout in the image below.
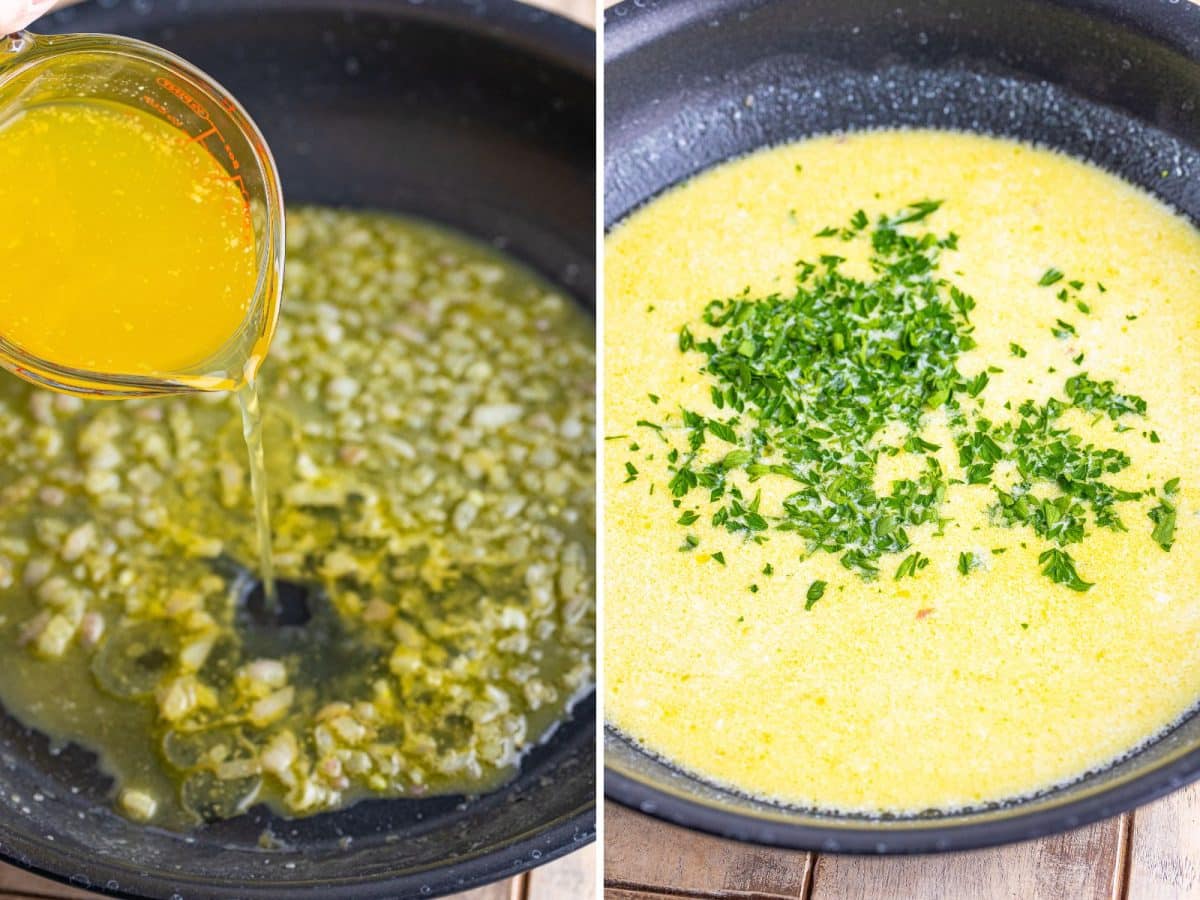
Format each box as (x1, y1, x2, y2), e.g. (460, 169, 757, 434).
(1, 31, 35, 62)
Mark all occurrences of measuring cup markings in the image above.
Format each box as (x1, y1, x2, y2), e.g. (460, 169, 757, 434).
(156, 74, 210, 122)
(155, 73, 251, 206)
(139, 92, 183, 129)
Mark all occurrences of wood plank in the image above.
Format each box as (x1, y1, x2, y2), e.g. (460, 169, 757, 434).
(606, 890, 682, 900)
(0, 865, 94, 900)
(605, 801, 813, 899)
(1125, 782, 1200, 900)
(528, 845, 597, 898)
(452, 875, 525, 900)
(809, 814, 1127, 900)
(521, 0, 595, 25)
(0, 863, 526, 900)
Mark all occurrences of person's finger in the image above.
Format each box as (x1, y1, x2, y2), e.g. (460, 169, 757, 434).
(1, 0, 58, 37)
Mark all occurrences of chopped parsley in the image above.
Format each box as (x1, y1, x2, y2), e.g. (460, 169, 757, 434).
(805, 580, 827, 610)
(1149, 479, 1180, 551)
(896, 551, 930, 580)
(679, 326, 694, 352)
(1052, 319, 1076, 339)
(634, 203, 1166, 602)
(1064, 373, 1147, 419)
(1038, 548, 1093, 592)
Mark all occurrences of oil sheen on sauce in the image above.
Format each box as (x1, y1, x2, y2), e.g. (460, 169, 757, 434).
(0, 100, 276, 595)
(605, 129, 1200, 814)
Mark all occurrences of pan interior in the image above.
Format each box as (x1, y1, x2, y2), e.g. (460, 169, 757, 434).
(604, 0, 1200, 849)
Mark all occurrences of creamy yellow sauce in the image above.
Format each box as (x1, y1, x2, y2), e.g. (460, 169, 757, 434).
(604, 129, 1200, 813)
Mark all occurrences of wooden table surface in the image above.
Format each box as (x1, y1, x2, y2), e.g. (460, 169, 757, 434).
(604, 785, 1200, 899)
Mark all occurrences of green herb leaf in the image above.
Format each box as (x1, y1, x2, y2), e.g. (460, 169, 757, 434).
(679, 325, 694, 352)
(1065, 373, 1147, 419)
(1052, 319, 1076, 339)
(707, 419, 738, 443)
(805, 580, 827, 610)
(1149, 480, 1180, 551)
(895, 551, 930, 580)
(1037, 547, 1093, 591)
(887, 199, 943, 225)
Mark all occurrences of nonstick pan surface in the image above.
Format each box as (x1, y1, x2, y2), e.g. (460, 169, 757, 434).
(605, 0, 1200, 855)
(0, 1, 595, 897)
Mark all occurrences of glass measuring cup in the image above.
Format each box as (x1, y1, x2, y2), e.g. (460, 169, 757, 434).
(0, 28, 284, 397)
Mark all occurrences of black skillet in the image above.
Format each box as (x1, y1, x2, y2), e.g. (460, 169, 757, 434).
(0, 1, 594, 897)
(605, 0, 1200, 855)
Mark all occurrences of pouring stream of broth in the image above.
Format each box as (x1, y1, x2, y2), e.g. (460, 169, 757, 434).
(0, 99, 279, 602)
